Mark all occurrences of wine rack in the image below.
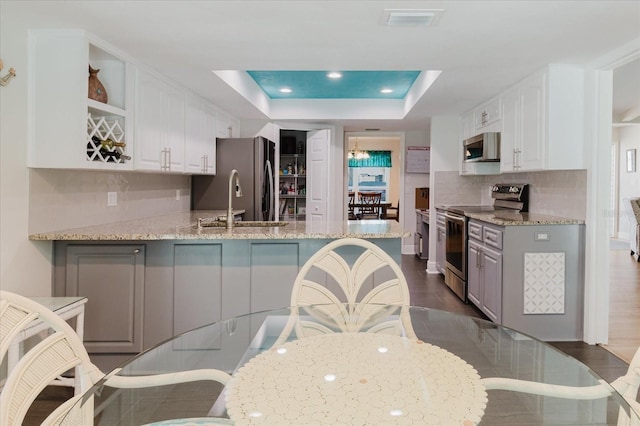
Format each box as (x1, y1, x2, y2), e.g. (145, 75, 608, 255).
(86, 113, 128, 163)
(28, 30, 134, 170)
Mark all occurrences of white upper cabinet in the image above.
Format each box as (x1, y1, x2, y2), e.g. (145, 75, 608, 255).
(500, 65, 585, 173)
(134, 69, 185, 172)
(28, 29, 237, 175)
(185, 95, 216, 175)
(473, 97, 502, 132)
(28, 30, 134, 170)
(216, 111, 237, 139)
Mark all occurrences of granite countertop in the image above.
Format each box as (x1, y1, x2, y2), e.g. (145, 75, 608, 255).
(434, 205, 584, 226)
(415, 209, 430, 220)
(28, 210, 409, 241)
(465, 211, 585, 226)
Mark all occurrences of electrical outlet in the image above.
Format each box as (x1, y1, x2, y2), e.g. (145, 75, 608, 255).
(535, 232, 549, 241)
(107, 191, 117, 207)
(175, 189, 180, 201)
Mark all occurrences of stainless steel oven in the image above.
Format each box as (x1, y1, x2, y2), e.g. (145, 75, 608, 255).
(440, 183, 529, 303)
(444, 210, 467, 301)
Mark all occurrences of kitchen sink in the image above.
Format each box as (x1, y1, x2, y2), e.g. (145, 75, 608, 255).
(196, 220, 289, 229)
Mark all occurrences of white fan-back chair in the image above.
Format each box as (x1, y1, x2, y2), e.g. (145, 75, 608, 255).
(0, 290, 232, 426)
(275, 238, 415, 345)
(482, 345, 640, 425)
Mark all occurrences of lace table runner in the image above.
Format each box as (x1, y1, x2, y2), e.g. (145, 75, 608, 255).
(226, 332, 487, 425)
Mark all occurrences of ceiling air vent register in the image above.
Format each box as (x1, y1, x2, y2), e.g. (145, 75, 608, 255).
(382, 9, 444, 27)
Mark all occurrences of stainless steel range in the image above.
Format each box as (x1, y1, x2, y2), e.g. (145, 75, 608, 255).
(443, 183, 529, 302)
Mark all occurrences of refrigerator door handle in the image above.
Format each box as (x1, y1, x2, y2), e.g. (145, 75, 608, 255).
(265, 160, 275, 221)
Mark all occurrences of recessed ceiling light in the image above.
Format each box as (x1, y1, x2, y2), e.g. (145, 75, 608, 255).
(382, 9, 444, 27)
(380, 88, 393, 94)
(279, 87, 292, 93)
(327, 72, 342, 79)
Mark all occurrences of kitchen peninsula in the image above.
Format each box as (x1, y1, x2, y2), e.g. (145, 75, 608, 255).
(30, 212, 407, 368)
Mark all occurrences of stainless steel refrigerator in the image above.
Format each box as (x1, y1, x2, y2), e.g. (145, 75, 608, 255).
(191, 137, 276, 221)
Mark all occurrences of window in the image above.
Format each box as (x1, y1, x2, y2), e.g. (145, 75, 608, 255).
(348, 167, 390, 202)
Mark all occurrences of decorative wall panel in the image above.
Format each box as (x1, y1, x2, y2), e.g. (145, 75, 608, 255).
(523, 252, 565, 314)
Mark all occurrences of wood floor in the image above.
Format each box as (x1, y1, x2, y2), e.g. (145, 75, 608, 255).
(602, 248, 640, 363)
(22, 252, 637, 425)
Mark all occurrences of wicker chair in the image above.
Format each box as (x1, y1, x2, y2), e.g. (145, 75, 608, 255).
(0, 290, 232, 426)
(274, 238, 415, 345)
(482, 345, 640, 425)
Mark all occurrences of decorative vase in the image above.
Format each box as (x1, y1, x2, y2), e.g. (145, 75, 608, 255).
(88, 65, 108, 103)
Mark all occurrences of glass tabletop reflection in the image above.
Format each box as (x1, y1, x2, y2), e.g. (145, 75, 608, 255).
(66, 305, 638, 425)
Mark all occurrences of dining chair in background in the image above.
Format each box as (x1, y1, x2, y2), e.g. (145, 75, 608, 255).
(357, 191, 382, 219)
(386, 200, 400, 222)
(348, 191, 357, 220)
(0, 290, 232, 426)
(275, 238, 415, 345)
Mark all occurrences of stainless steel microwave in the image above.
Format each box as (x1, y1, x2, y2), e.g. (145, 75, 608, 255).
(463, 132, 500, 162)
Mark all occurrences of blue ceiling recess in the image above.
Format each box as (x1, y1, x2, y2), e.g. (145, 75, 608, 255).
(246, 71, 421, 99)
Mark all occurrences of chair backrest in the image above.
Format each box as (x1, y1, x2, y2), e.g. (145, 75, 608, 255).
(358, 191, 382, 215)
(612, 345, 640, 408)
(275, 238, 414, 344)
(1, 291, 234, 426)
(482, 345, 640, 425)
(0, 291, 103, 426)
(348, 192, 356, 217)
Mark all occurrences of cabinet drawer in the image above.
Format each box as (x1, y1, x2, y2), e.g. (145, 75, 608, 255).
(468, 221, 483, 241)
(483, 226, 503, 250)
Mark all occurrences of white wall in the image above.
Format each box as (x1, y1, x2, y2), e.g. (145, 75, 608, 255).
(1, 11, 53, 295)
(614, 125, 640, 239)
(401, 130, 430, 254)
(426, 116, 459, 272)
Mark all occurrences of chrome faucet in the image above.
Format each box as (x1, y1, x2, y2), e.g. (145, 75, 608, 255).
(227, 169, 243, 229)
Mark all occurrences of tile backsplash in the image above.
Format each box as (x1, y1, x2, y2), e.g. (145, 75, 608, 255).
(434, 170, 587, 220)
(29, 169, 191, 233)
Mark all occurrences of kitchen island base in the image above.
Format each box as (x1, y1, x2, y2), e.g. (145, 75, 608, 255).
(53, 237, 402, 370)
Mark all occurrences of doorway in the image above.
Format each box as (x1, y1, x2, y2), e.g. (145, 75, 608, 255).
(344, 133, 404, 223)
(603, 57, 640, 362)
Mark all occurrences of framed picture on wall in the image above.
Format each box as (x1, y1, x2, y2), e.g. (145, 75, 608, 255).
(627, 149, 637, 173)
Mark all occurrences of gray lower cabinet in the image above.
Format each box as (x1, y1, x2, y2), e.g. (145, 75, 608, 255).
(467, 218, 585, 341)
(173, 243, 223, 349)
(435, 211, 446, 274)
(54, 238, 402, 359)
(468, 238, 502, 323)
(63, 244, 145, 354)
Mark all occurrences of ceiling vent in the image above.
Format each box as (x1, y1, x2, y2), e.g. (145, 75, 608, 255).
(382, 9, 443, 27)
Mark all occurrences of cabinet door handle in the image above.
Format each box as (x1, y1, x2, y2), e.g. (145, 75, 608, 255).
(133, 249, 140, 254)
(476, 249, 480, 267)
(167, 148, 172, 171)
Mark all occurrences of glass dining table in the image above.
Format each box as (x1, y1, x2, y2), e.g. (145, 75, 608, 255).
(64, 305, 638, 425)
